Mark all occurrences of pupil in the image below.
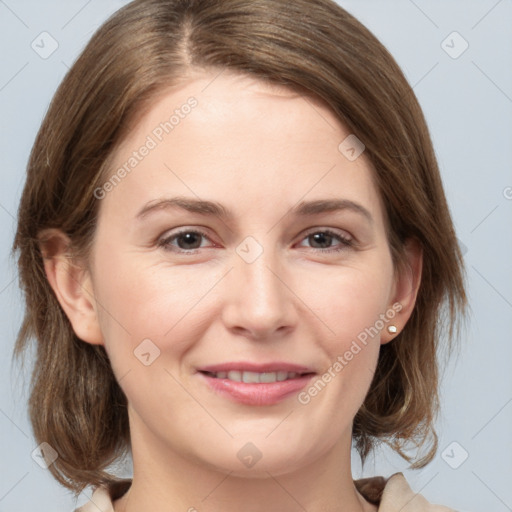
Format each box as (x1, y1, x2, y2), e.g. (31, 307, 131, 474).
(178, 232, 201, 249)
(311, 232, 332, 248)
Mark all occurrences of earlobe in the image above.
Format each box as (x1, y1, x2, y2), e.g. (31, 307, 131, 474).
(381, 239, 423, 344)
(39, 229, 103, 346)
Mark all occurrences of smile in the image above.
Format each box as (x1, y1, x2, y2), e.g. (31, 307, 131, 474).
(201, 370, 305, 383)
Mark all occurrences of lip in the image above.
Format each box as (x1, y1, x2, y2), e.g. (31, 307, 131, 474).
(196, 361, 316, 406)
(197, 361, 315, 373)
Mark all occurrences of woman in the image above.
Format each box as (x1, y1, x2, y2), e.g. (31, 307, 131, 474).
(13, 0, 466, 510)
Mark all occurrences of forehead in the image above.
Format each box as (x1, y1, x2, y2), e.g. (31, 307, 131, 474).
(99, 70, 383, 225)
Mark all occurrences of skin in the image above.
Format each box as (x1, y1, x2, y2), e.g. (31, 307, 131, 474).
(42, 70, 421, 512)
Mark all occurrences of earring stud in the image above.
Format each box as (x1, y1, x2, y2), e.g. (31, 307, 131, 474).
(387, 325, 397, 334)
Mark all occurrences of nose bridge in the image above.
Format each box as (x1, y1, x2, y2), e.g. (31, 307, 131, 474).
(223, 236, 295, 337)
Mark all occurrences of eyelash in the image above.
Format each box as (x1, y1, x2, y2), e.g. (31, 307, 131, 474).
(157, 228, 354, 255)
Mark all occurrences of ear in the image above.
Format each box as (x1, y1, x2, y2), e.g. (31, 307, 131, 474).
(381, 238, 423, 344)
(38, 229, 103, 346)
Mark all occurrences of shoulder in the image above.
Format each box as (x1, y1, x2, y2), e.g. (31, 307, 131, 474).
(74, 480, 131, 512)
(355, 472, 456, 511)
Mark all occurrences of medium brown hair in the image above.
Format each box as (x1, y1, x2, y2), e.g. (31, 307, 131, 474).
(13, 0, 466, 492)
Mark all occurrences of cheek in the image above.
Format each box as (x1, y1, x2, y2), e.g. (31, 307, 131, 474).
(309, 260, 394, 348)
(92, 254, 224, 371)
(301, 258, 393, 398)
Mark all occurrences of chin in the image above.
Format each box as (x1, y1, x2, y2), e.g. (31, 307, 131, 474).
(194, 440, 314, 479)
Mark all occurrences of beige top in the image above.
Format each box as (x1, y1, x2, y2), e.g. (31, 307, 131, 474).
(75, 473, 455, 511)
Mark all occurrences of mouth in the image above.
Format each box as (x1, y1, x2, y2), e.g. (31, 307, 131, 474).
(196, 362, 317, 406)
(199, 370, 314, 383)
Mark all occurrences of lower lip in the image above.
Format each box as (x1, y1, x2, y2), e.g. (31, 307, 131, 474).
(198, 372, 315, 406)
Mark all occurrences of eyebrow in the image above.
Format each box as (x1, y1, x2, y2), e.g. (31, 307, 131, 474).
(136, 196, 373, 224)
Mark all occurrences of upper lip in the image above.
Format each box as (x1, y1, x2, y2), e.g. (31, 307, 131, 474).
(197, 362, 316, 374)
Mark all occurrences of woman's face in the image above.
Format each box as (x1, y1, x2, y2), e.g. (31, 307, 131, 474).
(83, 71, 410, 476)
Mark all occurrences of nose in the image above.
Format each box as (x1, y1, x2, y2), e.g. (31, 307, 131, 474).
(220, 243, 298, 341)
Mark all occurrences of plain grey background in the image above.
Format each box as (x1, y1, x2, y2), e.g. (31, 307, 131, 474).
(1, 1, 511, 511)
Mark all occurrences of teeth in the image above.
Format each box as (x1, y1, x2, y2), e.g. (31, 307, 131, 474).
(242, 371, 260, 383)
(213, 371, 301, 383)
(227, 370, 242, 382)
(260, 372, 277, 383)
(277, 371, 288, 381)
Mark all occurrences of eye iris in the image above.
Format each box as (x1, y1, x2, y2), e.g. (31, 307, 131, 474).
(310, 232, 333, 249)
(177, 232, 202, 250)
